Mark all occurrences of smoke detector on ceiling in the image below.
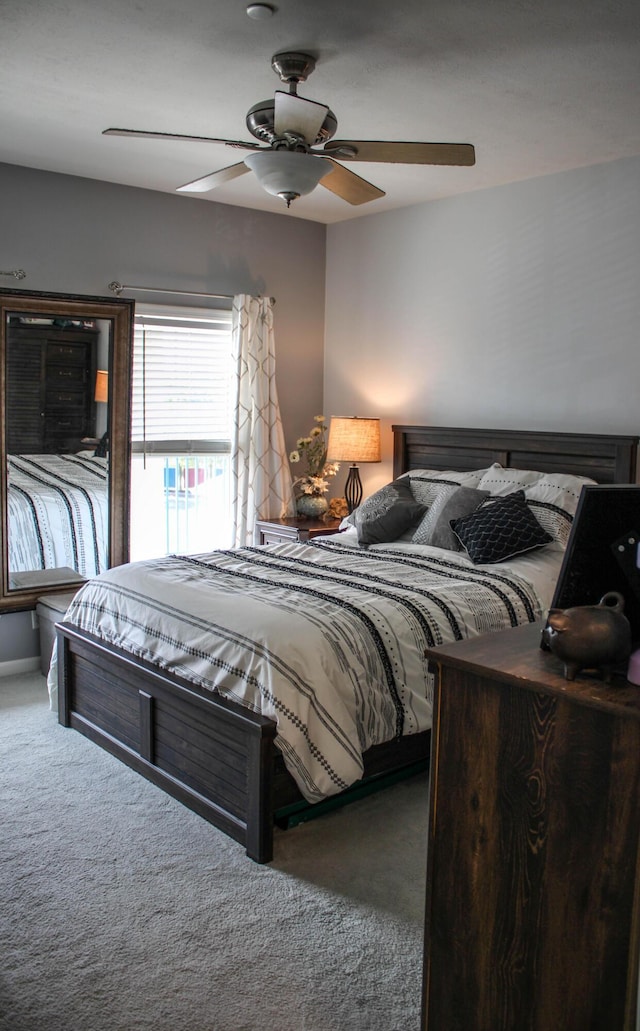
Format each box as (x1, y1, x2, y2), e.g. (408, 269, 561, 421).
(246, 4, 275, 19)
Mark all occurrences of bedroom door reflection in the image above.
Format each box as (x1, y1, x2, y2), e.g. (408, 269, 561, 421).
(0, 290, 133, 613)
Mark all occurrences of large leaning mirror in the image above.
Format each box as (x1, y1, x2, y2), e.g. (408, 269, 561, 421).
(0, 289, 134, 612)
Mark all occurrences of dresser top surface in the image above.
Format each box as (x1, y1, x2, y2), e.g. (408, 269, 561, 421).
(427, 621, 640, 718)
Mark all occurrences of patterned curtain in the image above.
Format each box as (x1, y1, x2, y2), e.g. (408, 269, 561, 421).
(231, 295, 295, 546)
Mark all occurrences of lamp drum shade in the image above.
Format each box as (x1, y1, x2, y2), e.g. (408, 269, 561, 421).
(94, 370, 108, 403)
(327, 417, 381, 463)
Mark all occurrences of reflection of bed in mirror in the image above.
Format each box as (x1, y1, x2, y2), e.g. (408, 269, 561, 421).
(0, 288, 133, 613)
(7, 452, 109, 588)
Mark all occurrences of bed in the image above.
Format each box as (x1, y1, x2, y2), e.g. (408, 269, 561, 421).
(53, 425, 638, 862)
(7, 452, 108, 583)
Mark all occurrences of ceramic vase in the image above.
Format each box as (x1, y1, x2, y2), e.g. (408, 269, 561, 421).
(296, 494, 329, 519)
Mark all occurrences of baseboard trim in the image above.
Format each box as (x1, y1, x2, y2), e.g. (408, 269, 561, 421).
(0, 656, 41, 678)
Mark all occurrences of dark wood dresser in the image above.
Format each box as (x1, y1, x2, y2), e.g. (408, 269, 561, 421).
(6, 320, 98, 453)
(423, 621, 640, 1031)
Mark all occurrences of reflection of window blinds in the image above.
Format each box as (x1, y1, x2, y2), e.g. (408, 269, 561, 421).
(132, 306, 233, 453)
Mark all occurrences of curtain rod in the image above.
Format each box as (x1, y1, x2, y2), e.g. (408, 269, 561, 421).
(108, 281, 274, 304)
(0, 269, 27, 280)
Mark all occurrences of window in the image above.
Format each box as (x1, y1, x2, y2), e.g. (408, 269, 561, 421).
(129, 305, 234, 560)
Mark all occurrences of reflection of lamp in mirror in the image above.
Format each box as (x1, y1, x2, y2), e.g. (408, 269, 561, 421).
(94, 370, 109, 456)
(94, 369, 108, 404)
(327, 416, 381, 513)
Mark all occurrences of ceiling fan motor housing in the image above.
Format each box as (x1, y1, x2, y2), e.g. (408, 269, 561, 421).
(270, 52, 317, 84)
(246, 101, 337, 147)
(245, 51, 337, 148)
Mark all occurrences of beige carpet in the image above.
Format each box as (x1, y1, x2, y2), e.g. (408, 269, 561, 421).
(0, 671, 428, 1031)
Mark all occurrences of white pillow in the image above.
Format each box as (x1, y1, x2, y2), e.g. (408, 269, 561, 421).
(408, 468, 486, 508)
(477, 463, 597, 550)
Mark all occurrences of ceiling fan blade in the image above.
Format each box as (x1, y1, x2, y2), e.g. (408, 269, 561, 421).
(274, 92, 330, 145)
(103, 128, 261, 152)
(320, 160, 385, 206)
(176, 162, 250, 193)
(323, 141, 476, 166)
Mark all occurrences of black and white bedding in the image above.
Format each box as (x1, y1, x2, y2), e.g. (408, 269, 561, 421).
(48, 460, 593, 804)
(7, 453, 108, 577)
(48, 537, 560, 804)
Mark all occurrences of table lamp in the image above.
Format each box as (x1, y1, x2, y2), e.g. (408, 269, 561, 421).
(327, 416, 381, 513)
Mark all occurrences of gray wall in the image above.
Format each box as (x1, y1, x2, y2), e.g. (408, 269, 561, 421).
(324, 156, 640, 495)
(0, 162, 326, 663)
(0, 162, 326, 437)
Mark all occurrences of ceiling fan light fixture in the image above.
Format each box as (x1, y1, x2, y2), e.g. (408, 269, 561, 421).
(244, 150, 331, 206)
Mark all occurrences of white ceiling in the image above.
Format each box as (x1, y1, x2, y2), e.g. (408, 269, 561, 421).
(2, 0, 639, 225)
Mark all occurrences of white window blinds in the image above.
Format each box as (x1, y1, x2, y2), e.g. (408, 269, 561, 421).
(132, 305, 233, 454)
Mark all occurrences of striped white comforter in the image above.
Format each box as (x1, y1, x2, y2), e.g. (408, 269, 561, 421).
(53, 535, 561, 803)
(8, 453, 108, 577)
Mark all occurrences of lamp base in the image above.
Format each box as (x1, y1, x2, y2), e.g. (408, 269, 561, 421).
(344, 465, 363, 514)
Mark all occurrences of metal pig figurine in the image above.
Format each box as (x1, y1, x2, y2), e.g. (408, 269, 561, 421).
(544, 591, 632, 682)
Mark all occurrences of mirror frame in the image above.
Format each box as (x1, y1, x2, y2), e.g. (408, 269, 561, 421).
(0, 288, 134, 612)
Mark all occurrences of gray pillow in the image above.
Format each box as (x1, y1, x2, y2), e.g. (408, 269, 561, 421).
(415, 486, 491, 550)
(354, 478, 426, 547)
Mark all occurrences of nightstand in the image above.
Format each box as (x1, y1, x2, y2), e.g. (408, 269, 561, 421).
(255, 516, 343, 545)
(422, 621, 640, 1031)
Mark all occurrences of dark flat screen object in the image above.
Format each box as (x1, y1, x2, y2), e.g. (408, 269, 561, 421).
(544, 484, 640, 648)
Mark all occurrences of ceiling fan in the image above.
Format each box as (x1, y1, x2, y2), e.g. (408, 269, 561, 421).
(104, 51, 475, 208)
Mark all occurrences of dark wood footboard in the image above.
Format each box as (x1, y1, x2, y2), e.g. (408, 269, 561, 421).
(57, 621, 430, 863)
(57, 622, 279, 862)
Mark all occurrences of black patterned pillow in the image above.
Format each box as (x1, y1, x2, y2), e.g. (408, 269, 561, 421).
(354, 478, 426, 547)
(451, 490, 553, 564)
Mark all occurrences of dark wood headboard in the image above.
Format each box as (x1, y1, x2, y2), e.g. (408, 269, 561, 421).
(392, 425, 638, 485)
